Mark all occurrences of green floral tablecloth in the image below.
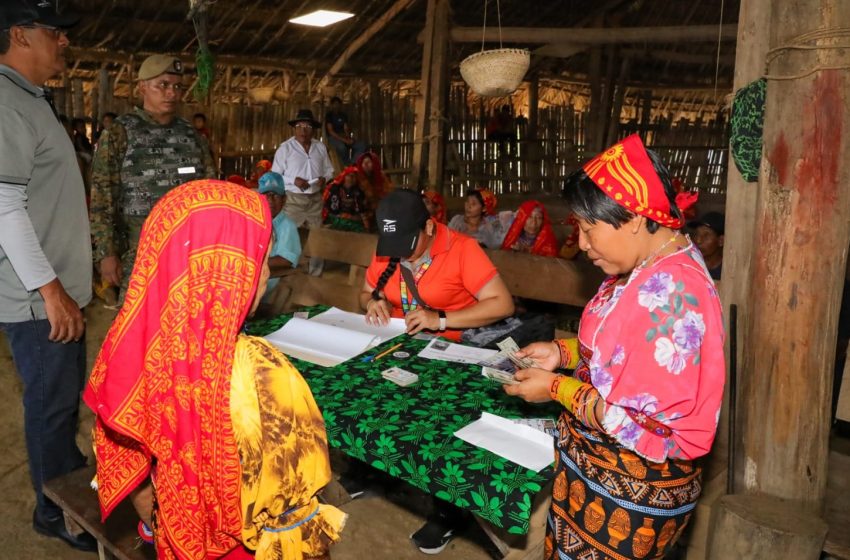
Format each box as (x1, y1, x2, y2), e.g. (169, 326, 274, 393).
(246, 307, 560, 535)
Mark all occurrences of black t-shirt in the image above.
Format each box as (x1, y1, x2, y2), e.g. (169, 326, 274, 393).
(325, 110, 348, 135)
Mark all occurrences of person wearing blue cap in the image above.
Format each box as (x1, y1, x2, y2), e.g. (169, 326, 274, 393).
(257, 172, 302, 300)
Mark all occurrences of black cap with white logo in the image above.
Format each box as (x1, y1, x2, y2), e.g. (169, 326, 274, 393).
(375, 189, 431, 258)
(0, 0, 80, 30)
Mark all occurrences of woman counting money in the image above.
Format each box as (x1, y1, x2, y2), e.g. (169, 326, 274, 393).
(358, 189, 514, 552)
(505, 135, 724, 560)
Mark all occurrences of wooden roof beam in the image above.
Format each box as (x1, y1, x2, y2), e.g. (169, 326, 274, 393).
(314, 0, 417, 97)
(65, 47, 318, 74)
(433, 24, 738, 44)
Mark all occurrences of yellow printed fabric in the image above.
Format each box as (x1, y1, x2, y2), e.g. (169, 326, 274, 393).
(230, 335, 346, 560)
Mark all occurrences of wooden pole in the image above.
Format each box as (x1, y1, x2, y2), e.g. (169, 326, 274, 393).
(714, 0, 773, 491)
(426, 0, 450, 192)
(739, 0, 850, 513)
(605, 57, 630, 145)
(527, 74, 541, 192)
(97, 66, 109, 121)
(411, 0, 438, 187)
(442, 24, 738, 44)
(314, 0, 416, 96)
(587, 46, 603, 152)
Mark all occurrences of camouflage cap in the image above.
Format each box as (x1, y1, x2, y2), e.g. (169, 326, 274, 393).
(137, 54, 184, 81)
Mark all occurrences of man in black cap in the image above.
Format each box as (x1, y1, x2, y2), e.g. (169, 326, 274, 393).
(688, 211, 725, 280)
(0, 0, 97, 551)
(272, 108, 334, 275)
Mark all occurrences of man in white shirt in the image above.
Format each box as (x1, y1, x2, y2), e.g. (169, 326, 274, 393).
(272, 108, 334, 275)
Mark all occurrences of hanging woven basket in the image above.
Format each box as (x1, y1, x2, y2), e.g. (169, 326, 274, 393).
(460, 48, 530, 97)
(248, 87, 275, 104)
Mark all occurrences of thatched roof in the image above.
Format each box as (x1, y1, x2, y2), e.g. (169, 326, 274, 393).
(67, 0, 740, 90)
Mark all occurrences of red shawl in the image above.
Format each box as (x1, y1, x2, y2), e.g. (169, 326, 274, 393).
(356, 151, 387, 197)
(422, 190, 446, 224)
(500, 200, 559, 257)
(84, 180, 272, 559)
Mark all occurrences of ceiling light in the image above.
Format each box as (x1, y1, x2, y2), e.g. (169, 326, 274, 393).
(289, 10, 354, 27)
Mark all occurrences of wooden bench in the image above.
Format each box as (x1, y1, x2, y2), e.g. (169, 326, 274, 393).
(274, 227, 604, 314)
(42, 466, 155, 560)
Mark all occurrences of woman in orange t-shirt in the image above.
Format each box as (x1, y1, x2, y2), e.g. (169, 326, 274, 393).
(360, 190, 514, 342)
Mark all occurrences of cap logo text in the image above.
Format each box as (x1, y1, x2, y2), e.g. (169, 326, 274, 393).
(382, 219, 397, 233)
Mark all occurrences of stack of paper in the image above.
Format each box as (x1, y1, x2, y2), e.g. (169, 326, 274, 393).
(454, 412, 555, 472)
(417, 338, 498, 365)
(264, 307, 407, 367)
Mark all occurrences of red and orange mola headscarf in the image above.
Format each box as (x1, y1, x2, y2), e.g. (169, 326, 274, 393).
(583, 134, 695, 229)
(255, 159, 273, 174)
(474, 188, 498, 216)
(500, 200, 559, 257)
(84, 180, 272, 560)
(422, 190, 446, 224)
(356, 151, 386, 196)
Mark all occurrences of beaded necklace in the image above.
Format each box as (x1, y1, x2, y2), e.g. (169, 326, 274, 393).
(400, 259, 432, 313)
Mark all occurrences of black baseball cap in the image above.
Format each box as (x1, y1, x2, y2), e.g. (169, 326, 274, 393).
(0, 0, 80, 30)
(688, 211, 725, 236)
(375, 189, 431, 258)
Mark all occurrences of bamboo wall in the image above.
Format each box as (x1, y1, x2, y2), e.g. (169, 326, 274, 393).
(58, 74, 729, 198)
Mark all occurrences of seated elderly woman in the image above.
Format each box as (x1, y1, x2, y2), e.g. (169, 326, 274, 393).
(447, 188, 513, 249)
(356, 151, 393, 208)
(500, 200, 559, 256)
(323, 165, 371, 232)
(84, 180, 345, 559)
(359, 189, 514, 552)
(505, 135, 724, 560)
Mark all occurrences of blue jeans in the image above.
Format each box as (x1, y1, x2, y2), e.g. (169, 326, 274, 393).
(328, 136, 367, 166)
(0, 318, 87, 518)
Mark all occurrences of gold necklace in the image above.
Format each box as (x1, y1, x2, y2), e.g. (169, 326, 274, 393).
(638, 231, 680, 270)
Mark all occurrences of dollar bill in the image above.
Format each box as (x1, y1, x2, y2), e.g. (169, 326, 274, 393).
(496, 337, 538, 369)
(481, 366, 519, 385)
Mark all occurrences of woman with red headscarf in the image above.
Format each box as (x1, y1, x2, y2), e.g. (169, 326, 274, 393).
(247, 159, 273, 189)
(500, 200, 559, 257)
(323, 165, 371, 232)
(505, 135, 723, 560)
(85, 180, 345, 559)
(355, 151, 393, 207)
(421, 190, 446, 224)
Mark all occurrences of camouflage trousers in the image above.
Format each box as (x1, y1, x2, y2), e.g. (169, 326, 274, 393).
(117, 216, 146, 305)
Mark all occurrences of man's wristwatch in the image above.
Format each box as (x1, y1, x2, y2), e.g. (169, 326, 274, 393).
(438, 310, 447, 331)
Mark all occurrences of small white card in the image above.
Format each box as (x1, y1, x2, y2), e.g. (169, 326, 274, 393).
(178, 166, 196, 174)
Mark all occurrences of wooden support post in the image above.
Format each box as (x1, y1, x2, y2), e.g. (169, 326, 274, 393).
(72, 78, 84, 119)
(426, 0, 450, 191)
(587, 46, 603, 152)
(97, 66, 109, 121)
(713, 0, 773, 491)
(527, 74, 542, 192)
(708, 495, 828, 559)
(369, 79, 381, 147)
(738, 0, 850, 515)
(411, 0, 438, 188)
(605, 57, 630, 146)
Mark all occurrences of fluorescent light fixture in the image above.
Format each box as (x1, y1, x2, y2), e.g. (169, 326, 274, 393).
(289, 10, 354, 27)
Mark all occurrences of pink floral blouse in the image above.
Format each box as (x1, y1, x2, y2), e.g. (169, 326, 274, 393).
(576, 242, 725, 463)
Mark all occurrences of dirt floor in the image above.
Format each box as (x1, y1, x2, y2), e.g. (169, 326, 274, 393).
(0, 303, 495, 560)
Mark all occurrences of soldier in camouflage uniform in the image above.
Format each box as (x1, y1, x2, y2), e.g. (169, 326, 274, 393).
(90, 54, 214, 304)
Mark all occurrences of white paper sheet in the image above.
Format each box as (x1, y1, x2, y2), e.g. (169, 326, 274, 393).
(310, 307, 407, 342)
(264, 318, 379, 367)
(417, 338, 498, 365)
(454, 412, 555, 472)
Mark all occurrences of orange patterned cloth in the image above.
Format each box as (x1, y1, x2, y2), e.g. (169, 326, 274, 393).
(475, 188, 498, 216)
(583, 134, 686, 228)
(500, 200, 559, 257)
(84, 180, 272, 559)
